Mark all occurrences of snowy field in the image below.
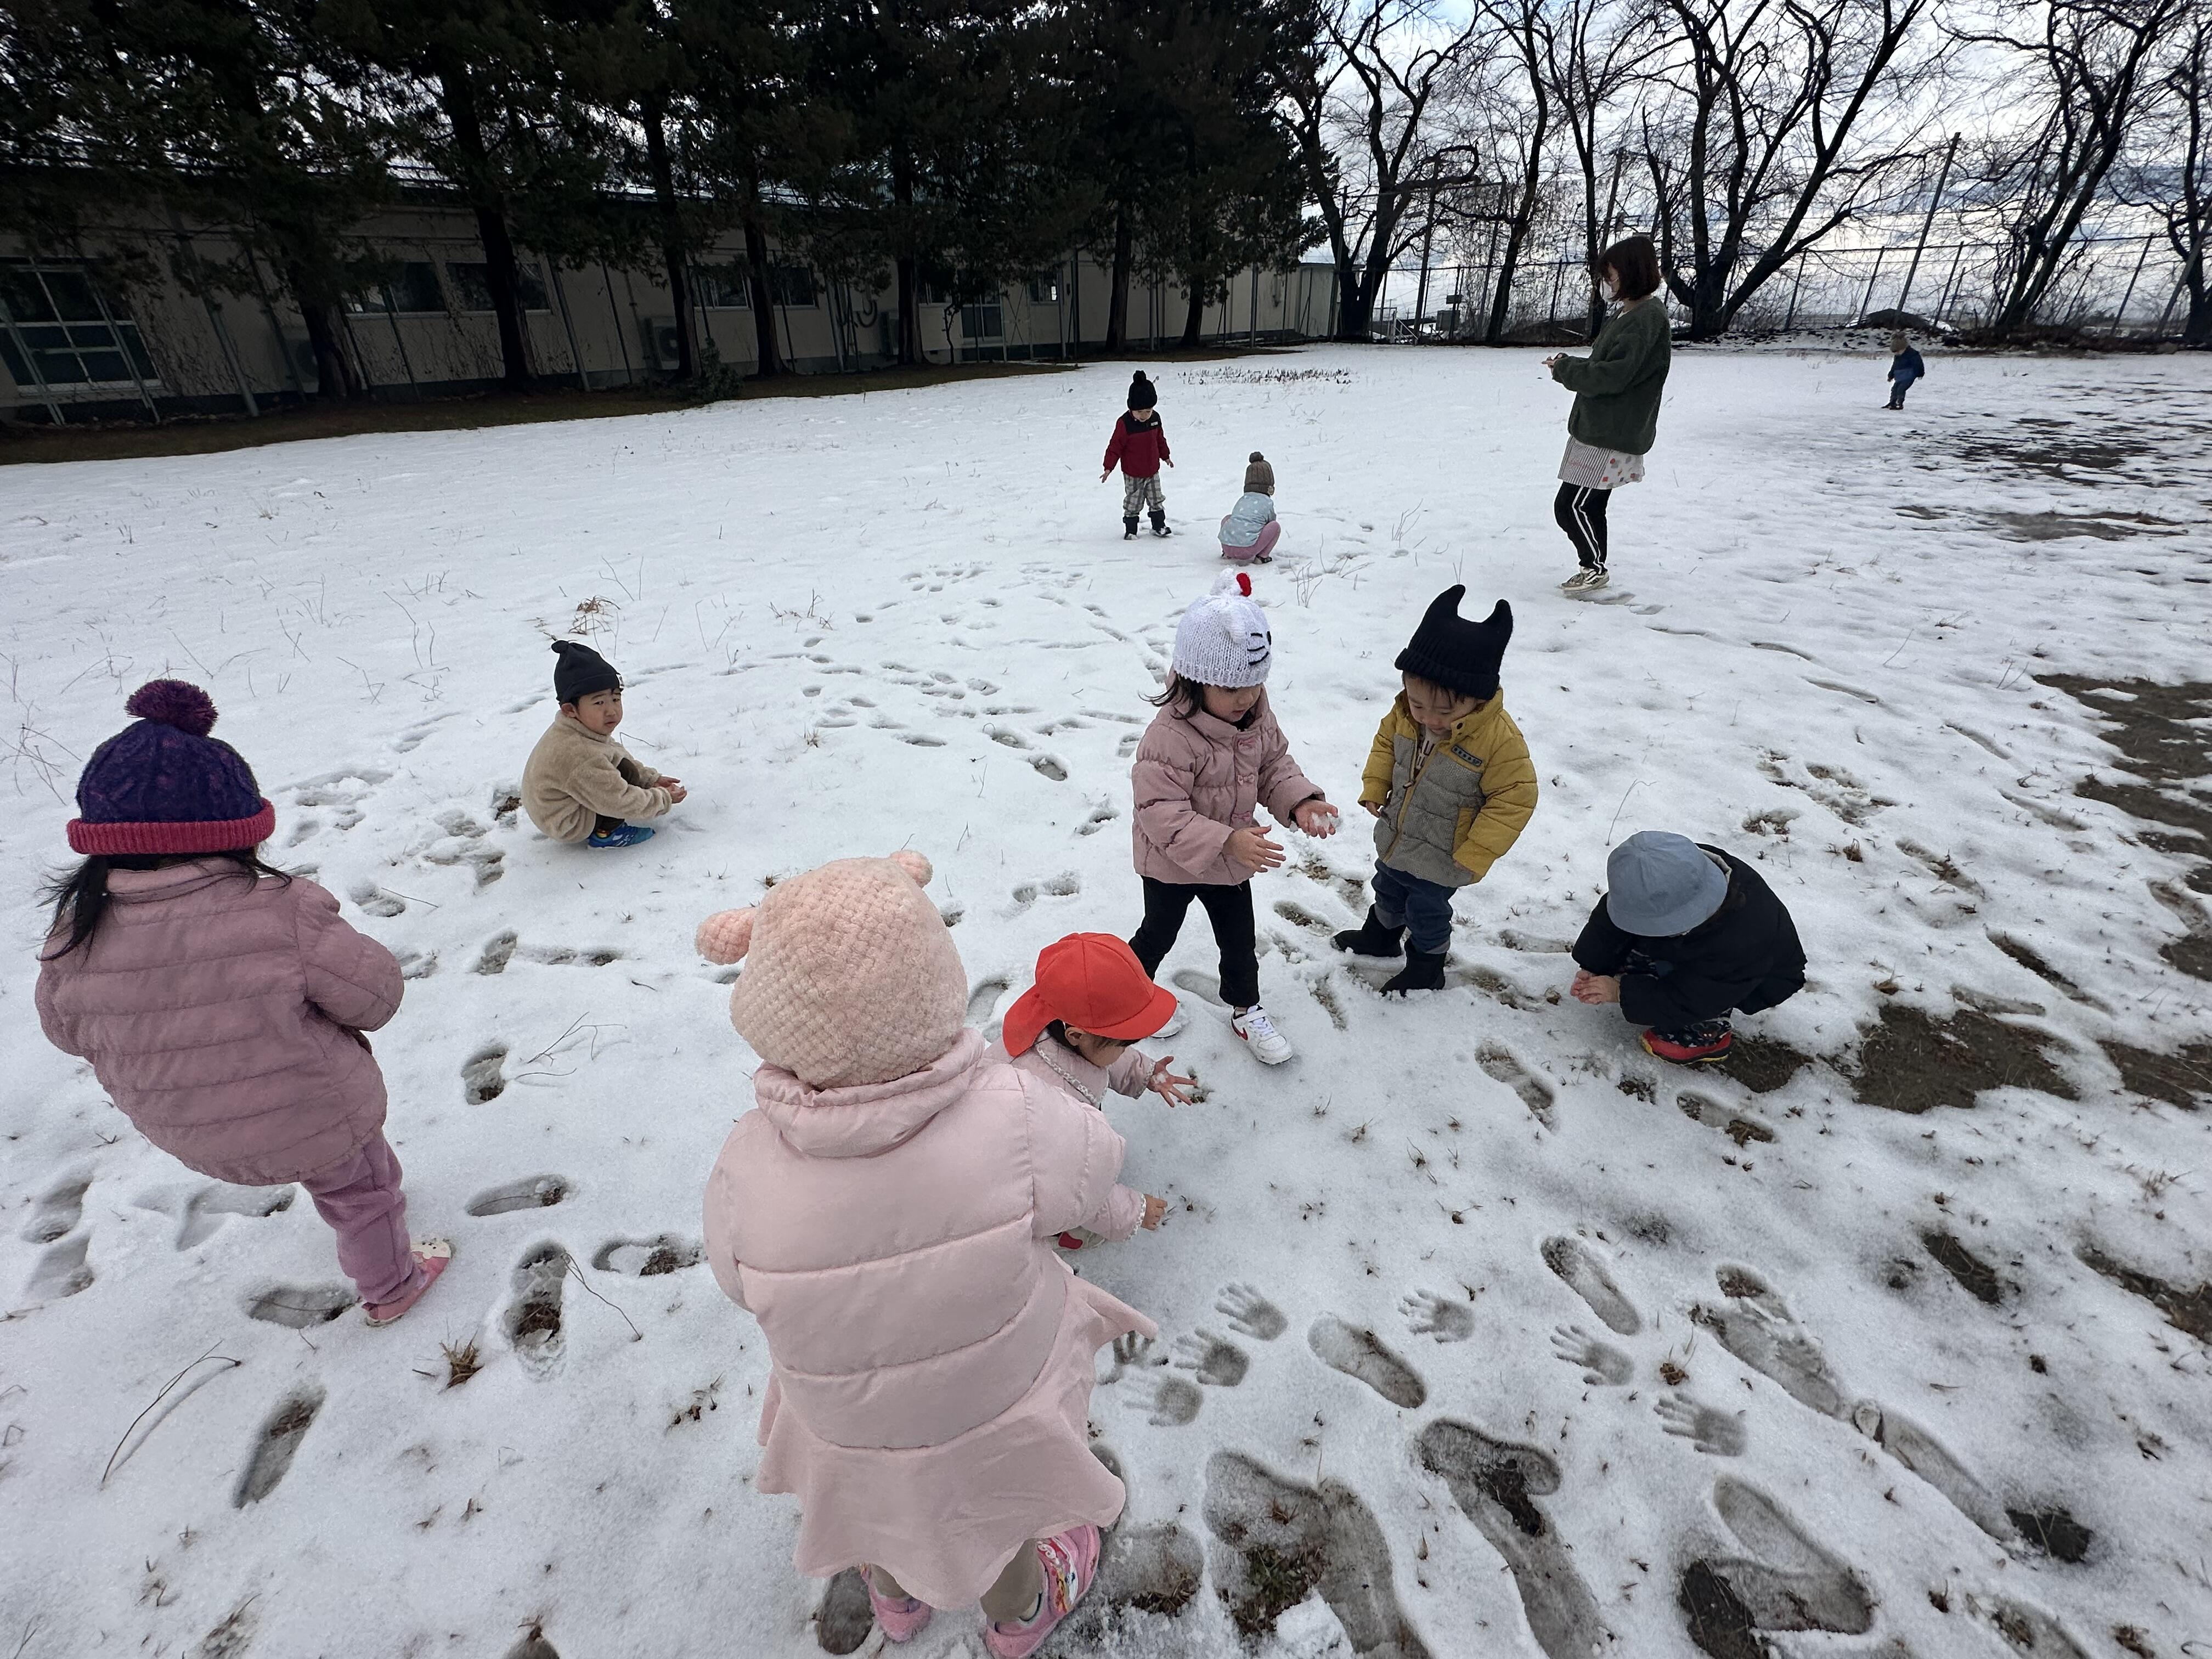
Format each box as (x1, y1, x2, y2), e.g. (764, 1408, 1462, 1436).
(2, 343, 2209, 1659)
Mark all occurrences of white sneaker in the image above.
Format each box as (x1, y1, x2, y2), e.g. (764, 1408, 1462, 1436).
(1559, 567, 1610, 592)
(1230, 1006, 1295, 1065)
(1154, 1001, 1187, 1039)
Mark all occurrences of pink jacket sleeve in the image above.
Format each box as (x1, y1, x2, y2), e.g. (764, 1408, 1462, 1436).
(34, 955, 82, 1058)
(1133, 750, 1234, 877)
(1255, 721, 1324, 826)
(294, 883, 404, 1032)
(1024, 1075, 1145, 1241)
(1104, 1047, 1158, 1100)
(702, 1155, 751, 1311)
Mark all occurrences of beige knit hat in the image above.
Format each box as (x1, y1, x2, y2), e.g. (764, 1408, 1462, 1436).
(695, 850, 966, 1088)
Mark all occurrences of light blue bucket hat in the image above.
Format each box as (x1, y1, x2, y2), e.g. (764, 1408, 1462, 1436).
(1605, 831, 1730, 936)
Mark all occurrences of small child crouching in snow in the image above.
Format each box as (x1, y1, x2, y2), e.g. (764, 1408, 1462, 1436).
(1128, 572, 1337, 1065)
(1218, 452, 1280, 562)
(35, 681, 449, 1327)
(995, 932, 1193, 1249)
(522, 639, 687, 850)
(697, 853, 1165, 1656)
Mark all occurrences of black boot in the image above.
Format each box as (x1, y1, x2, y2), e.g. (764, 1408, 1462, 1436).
(1333, 907, 1405, 958)
(1123, 516, 1139, 540)
(1383, 946, 1447, 996)
(1150, 509, 1173, 538)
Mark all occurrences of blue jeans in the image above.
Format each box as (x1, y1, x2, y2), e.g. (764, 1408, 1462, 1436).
(1372, 861, 1455, 953)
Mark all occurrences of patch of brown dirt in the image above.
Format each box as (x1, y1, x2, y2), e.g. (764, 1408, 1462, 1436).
(1850, 1003, 2077, 1114)
(2101, 1039, 2212, 1110)
(2077, 1244, 2212, 1343)
(1922, 1230, 2005, 1304)
(1718, 1034, 1814, 1094)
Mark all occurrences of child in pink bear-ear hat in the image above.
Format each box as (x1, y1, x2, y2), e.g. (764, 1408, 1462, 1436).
(696, 850, 1165, 1657)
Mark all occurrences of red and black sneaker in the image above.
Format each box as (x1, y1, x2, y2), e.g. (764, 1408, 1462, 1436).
(1641, 1020, 1734, 1064)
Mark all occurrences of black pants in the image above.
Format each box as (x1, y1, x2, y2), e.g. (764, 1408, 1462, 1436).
(1129, 877, 1259, 1009)
(1554, 482, 1610, 569)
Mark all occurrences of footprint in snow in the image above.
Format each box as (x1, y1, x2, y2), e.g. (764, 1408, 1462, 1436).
(1849, 1401, 2017, 1542)
(1417, 1421, 1607, 1659)
(1691, 1263, 1844, 1417)
(503, 1242, 570, 1379)
(814, 1569, 872, 1654)
(246, 1284, 356, 1328)
(964, 975, 1011, 1025)
(473, 931, 518, 975)
(1058, 1457, 1205, 1643)
(1076, 805, 1119, 837)
(1171, 968, 1224, 1007)
(1477, 1044, 1555, 1128)
(1676, 1090, 1778, 1147)
(136, 1182, 296, 1250)
(465, 1175, 571, 1217)
(1399, 1290, 1473, 1343)
(24, 1233, 94, 1302)
(1203, 1449, 1431, 1656)
(985, 725, 1031, 749)
(1677, 1477, 1874, 1654)
(234, 1386, 324, 1506)
(1540, 1235, 1640, 1335)
(1029, 753, 1068, 781)
(21, 1174, 90, 1244)
(350, 882, 407, 918)
(1963, 1590, 2094, 1658)
(462, 1045, 509, 1104)
(592, 1235, 702, 1276)
(1307, 1314, 1425, 1408)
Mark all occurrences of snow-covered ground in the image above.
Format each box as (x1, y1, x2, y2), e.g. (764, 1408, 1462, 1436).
(2, 343, 2209, 1659)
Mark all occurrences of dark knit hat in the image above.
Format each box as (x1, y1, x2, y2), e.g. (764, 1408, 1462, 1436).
(1127, 371, 1158, 411)
(551, 639, 622, 705)
(1244, 452, 1274, 494)
(1395, 586, 1513, 701)
(67, 680, 274, 856)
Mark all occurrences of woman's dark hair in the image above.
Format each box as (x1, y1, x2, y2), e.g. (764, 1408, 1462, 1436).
(1595, 234, 1661, 301)
(1147, 672, 1207, 720)
(42, 849, 291, 960)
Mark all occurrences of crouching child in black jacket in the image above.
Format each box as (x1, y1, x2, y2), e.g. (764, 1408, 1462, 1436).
(1571, 831, 1805, 1063)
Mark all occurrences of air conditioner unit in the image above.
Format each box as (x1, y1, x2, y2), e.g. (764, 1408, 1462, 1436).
(641, 317, 682, 371)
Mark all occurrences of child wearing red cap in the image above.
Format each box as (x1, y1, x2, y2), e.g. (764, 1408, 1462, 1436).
(996, 935, 1192, 1247)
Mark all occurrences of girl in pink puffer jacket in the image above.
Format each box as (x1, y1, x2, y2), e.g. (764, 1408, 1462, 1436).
(35, 681, 449, 1327)
(1127, 571, 1338, 1066)
(696, 852, 1164, 1657)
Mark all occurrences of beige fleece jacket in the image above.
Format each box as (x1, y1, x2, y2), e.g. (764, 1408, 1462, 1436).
(522, 713, 670, 843)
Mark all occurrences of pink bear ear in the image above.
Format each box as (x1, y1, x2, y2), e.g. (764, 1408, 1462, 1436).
(887, 850, 932, 887)
(696, 907, 757, 964)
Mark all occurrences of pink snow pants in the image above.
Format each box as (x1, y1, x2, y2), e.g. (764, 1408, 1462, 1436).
(1220, 521, 1280, 562)
(301, 1132, 420, 1306)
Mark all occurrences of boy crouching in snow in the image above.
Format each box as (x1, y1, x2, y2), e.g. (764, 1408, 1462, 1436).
(522, 640, 686, 850)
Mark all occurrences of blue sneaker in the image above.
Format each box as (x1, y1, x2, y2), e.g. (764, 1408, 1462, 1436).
(585, 823, 656, 849)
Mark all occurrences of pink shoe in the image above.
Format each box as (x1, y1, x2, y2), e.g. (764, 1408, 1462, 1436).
(364, 1238, 453, 1327)
(984, 1526, 1101, 1658)
(860, 1569, 933, 1643)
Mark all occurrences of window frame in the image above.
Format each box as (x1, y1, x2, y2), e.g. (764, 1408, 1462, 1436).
(0, 261, 160, 393)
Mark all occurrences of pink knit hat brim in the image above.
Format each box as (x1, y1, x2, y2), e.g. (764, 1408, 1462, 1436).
(67, 802, 276, 856)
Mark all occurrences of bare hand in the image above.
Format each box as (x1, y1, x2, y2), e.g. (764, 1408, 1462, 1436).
(1226, 825, 1285, 872)
(1101, 470, 1111, 483)
(1360, 799, 1384, 818)
(1149, 1058, 1196, 1105)
(1165, 458, 1175, 467)
(1544, 353, 1565, 368)
(1142, 1194, 1169, 1231)
(1293, 799, 1338, 838)
(1571, 969, 1621, 1005)
(664, 782, 689, 804)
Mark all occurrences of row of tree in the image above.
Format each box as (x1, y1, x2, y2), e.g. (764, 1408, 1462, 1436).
(1302, 0, 2211, 344)
(1, 0, 1314, 393)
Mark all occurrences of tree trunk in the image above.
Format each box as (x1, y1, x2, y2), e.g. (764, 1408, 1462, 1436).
(2185, 259, 2211, 344)
(891, 147, 920, 365)
(291, 283, 362, 400)
(641, 94, 696, 382)
(1179, 276, 1207, 348)
(1488, 195, 1538, 343)
(1107, 209, 1133, 352)
(741, 210, 783, 377)
(432, 55, 532, 388)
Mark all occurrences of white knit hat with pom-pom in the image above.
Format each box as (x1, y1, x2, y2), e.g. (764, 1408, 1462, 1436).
(1171, 569, 1272, 689)
(694, 850, 966, 1088)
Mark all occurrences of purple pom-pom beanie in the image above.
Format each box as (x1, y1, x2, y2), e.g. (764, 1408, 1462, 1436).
(66, 680, 275, 855)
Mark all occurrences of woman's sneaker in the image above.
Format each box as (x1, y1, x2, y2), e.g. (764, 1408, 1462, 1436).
(984, 1526, 1102, 1659)
(859, 1568, 933, 1644)
(1230, 1006, 1294, 1065)
(1560, 567, 1610, 592)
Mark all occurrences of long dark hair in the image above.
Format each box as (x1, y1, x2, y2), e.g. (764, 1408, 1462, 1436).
(1148, 672, 1207, 720)
(42, 850, 291, 960)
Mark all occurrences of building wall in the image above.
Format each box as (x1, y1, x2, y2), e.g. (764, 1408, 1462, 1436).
(1, 202, 1339, 421)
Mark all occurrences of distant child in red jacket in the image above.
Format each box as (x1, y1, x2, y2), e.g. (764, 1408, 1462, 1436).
(1102, 371, 1174, 540)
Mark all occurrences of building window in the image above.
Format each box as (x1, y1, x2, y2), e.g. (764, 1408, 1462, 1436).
(1026, 275, 1059, 303)
(0, 262, 158, 390)
(692, 265, 749, 308)
(349, 262, 445, 314)
(769, 263, 817, 308)
(445, 261, 549, 313)
(961, 301, 1004, 339)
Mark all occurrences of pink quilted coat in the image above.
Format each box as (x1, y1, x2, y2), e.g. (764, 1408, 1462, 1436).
(36, 861, 402, 1186)
(996, 1039, 1153, 1242)
(702, 1028, 1154, 1607)
(1131, 689, 1323, 885)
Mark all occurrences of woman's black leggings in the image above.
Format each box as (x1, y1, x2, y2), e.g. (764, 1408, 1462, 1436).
(1554, 482, 1611, 569)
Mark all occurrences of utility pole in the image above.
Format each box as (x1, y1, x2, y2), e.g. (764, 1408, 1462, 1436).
(1894, 133, 1959, 317)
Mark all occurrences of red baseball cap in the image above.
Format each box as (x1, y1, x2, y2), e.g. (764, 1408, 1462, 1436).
(1001, 933, 1180, 1057)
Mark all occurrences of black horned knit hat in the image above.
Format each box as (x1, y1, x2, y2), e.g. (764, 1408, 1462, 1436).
(551, 639, 622, 705)
(1395, 586, 1513, 702)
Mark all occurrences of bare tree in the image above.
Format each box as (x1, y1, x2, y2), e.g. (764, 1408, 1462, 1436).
(1282, 0, 1488, 339)
(1638, 0, 1937, 339)
(2105, 13, 2210, 342)
(1469, 0, 1556, 340)
(1959, 0, 2186, 335)
(1534, 0, 1662, 337)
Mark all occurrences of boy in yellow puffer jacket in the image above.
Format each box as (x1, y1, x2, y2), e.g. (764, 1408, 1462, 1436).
(1334, 587, 1537, 994)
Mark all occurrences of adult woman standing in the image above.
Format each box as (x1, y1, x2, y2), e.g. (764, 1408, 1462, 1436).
(1543, 235, 1672, 592)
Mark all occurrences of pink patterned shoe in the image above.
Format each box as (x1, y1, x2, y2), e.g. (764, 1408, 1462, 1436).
(364, 1238, 453, 1327)
(860, 1569, 933, 1644)
(983, 1525, 1101, 1658)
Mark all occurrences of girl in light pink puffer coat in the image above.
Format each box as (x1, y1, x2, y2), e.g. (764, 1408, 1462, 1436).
(696, 851, 1164, 1657)
(1128, 571, 1338, 1066)
(35, 682, 449, 1327)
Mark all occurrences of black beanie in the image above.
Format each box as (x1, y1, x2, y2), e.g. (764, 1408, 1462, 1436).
(1127, 371, 1157, 411)
(1395, 587, 1513, 701)
(551, 639, 621, 705)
